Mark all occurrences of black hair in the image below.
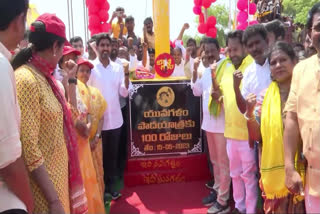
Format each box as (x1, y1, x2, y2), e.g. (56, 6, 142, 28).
(293, 43, 305, 51)
(306, 2, 320, 30)
(0, 0, 29, 31)
(116, 7, 124, 12)
(265, 20, 286, 40)
(95, 33, 111, 46)
(268, 41, 297, 62)
(144, 17, 153, 25)
(187, 38, 197, 47)
(174, 47, 183, 54)
(70, 36, 83, 45)
(125, 16, 135, 23)
(148, 48, 155, 55)
(11, 21, 65, 70)
(226, 30, 244, 46)
(202, 37, 220, 50)
(242, 24, 268, 45)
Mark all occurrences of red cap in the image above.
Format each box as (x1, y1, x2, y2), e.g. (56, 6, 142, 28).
(77, 57, 94, 70)
(63, 45, 81, 56)
(32, 13, 69, 44)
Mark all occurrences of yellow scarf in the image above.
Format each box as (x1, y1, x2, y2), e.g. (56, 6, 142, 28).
(208, 58, 231, 117)
(261, 82, 305, 200)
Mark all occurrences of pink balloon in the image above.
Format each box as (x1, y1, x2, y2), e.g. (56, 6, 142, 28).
(89, 14, 101, 28)
(207, 16, 217, 28)
(198, 23, 208, 34)
(194, 0, 202, 6)
(88, 3, 100, 15)
(90, 27, 102, 36)
(237, 0, 248, 11)
(94, 0, 105, 7)
(193, 6, 202, 15)
(249, 3, 257, 15)
(206, 27, 217, 38)
(98, 9, 109, 21)
(202, 0, 212, 8)
(101, 23, 110, 32)
(101, 1, 110, 11)
(237, 11, 248, 24)
(199, 13, 205, 24)
(249, 20, 259, 26)
(237, 21, 248, 30)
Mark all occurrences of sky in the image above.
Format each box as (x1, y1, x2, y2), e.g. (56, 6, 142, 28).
(29, 0, 234, 42)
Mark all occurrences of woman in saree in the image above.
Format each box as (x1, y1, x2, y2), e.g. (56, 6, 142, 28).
(70, 57, 106, 214)
(76, 58, 107, 200)
(11, 14, 87, 214)
(244, 41, 306, 213)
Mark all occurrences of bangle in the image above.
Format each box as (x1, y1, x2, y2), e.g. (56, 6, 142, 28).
(244, 112, 256, 122)
(68, 78, 77, 85)
(95, 133, 101, 138)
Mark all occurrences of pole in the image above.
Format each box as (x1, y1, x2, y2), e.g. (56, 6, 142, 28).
(67, 0, 71, 39)
(83, 0, 88, 42)
(70, 0, 74, 38)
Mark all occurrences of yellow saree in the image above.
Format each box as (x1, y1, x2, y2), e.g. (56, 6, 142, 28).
(77, 81, 105, 214)
(88, 86, 107, 199)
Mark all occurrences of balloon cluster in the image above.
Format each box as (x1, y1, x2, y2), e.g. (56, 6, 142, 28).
(193, 0, 218, 38)
(236, 0, 258, 30)
(86, 0, 110, 36)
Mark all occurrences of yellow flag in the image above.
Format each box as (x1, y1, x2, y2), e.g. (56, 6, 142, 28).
(27, 4, 40, 27)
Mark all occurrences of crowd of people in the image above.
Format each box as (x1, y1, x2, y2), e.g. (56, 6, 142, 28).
(1, 0, 320, 214)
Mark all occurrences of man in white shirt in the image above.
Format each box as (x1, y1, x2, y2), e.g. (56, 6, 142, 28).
(191, 38, 231, 214)
(234, 24, 271, 115)
(88, 33, 131, 201)
(110, 39, 130, 181)
(233, 24, 271, 214)
(0, 1, 34, 213)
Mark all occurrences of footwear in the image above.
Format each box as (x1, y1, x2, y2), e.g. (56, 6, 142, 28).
(104, 193, 112, 203)
(231, 208, 243, 214)
(207, 201, 230, 214)
(111, 192, 122, 200)
(202, 191, 217, 206)
(205, 180, 215, 190)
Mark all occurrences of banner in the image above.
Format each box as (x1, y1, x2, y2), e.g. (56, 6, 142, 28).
(129, 80, 202, 158)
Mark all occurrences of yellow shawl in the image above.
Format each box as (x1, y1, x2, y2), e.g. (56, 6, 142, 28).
(208, 58, 231, 117)
(261, 82, 305, 200)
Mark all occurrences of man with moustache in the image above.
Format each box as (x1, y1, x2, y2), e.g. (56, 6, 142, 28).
(284, 3, 320, 213)
(109, 38, 130, 181)
(232, 24, 270, 213)
(88, 33, 131, 201)
(210, 30, 255, 214)
(192, 38, 231, 214)
(233, 24, 271, 115)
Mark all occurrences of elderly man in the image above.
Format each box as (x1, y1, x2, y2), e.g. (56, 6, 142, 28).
(284, 2, 320, 214)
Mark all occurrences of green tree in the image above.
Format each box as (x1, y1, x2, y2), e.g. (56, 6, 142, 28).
(206, 5, 229, 47)
(183, 5, 230, 48)
(282, 0, 319, 24)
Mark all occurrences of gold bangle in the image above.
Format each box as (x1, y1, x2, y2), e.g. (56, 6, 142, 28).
(244, 112, 256, 122)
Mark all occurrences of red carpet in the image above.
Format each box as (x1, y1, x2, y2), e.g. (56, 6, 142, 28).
(110, 180, 211, 214)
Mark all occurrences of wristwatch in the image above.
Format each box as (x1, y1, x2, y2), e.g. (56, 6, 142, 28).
(68, 78, 77, 85)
